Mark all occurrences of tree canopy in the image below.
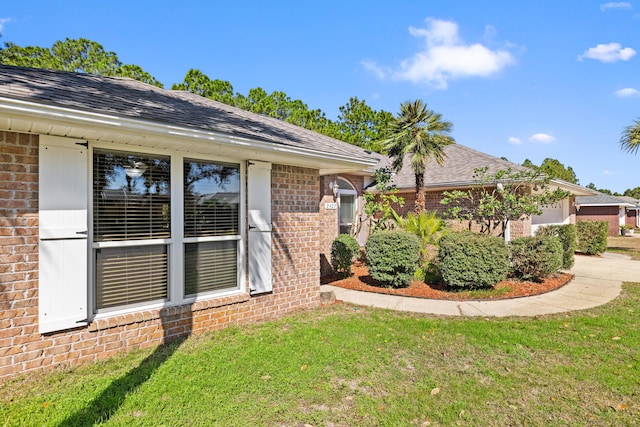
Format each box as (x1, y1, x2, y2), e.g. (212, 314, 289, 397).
(522, 158, 578, 184)
(0, 38, 163, 87)
(170, 69, 391, 152)
(334, 97, 393, 152)
(585, 183, 620, 196)
(623, 187, 640, 199)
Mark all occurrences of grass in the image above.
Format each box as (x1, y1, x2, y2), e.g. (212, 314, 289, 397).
(2, 284, 640, 426)
(607, 236, 640, 260)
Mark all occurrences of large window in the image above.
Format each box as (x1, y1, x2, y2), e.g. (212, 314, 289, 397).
(92, 150, 243, 312)
(183, 159, 240, 296)
(93, 150, 171, 310)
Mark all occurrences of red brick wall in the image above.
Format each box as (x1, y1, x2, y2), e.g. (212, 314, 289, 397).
(626, 209, 638, 228)
(576, 206, 620, 236)
(0, 131, 320, 381)
(394, 189, 531, 238)
(0, 131, 40, 379)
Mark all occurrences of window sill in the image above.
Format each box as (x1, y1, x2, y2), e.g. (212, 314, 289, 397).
(88, 291, 251, 332)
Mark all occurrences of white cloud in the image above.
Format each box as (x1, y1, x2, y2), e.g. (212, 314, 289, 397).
(602, 170, 616, 175)
(363, 18, 516, 90)
(508, 137, 522, 145)
(529, 133, 556, 143)
(0, 18, 11, 34)
(600, 2, 632, 11)
(361, 60, 389, 79)
(578, 42, 636, 63)
(615, 87, 640, 97)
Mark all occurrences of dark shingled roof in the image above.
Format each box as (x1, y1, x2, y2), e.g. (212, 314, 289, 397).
(376, 144, 531, 189)
(576, 193, 638, 207)
(0, 65, 378, 163)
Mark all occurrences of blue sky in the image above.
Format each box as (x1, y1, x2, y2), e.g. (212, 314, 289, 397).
(2, 1, 639, 193)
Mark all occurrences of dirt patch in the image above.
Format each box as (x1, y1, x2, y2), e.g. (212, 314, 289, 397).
(323, 262, 573, 301)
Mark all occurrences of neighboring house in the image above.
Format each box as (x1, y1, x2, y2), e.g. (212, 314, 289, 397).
(0, 65, 379, 380)
(319, 144, 595, 275)
(619, 196, 640, 229)
(575, 194, 639, 235)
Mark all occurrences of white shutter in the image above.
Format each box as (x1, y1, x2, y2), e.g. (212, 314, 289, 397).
(247, 161, 272, 294)
(38, 136, 88, 333)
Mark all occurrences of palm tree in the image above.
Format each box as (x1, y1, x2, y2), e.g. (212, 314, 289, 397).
(620, 117, 640, 154)
(382, 100, 455, 213)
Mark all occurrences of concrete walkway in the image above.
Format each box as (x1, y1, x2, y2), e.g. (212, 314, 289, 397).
(320, 254, 640, 317)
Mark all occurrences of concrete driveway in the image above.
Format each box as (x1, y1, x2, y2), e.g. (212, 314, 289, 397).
(320, 254, 640, 317)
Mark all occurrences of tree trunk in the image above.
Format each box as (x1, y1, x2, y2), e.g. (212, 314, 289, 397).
(414, 173, 426, 214)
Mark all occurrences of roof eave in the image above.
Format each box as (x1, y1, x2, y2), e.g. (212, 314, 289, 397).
(0, 96, 378, 174)
(549, 179, 598, 196)
(576, 203, 636, 207)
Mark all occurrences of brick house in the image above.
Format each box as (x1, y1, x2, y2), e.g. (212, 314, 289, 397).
(0, 65, 379, 380)
(318, 144, 595, 273)
(576, 194, 639, 236)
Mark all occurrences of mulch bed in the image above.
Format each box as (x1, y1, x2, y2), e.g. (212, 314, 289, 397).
(323, 261, 574, 301)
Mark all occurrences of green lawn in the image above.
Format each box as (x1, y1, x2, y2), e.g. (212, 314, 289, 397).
(2, 283, 639, 426)
(607, 236, 640, 260)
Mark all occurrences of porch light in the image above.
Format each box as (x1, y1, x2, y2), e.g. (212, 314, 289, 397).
(329, 181, 340, 198)
(124, 161, 147, 178)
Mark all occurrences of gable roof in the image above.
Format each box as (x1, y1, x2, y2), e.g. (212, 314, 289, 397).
(373, 144, 595, 195)
(0, 65, 378, 174)
(377, 144, 531, 189)
(618, 195, 640, 207)
(576, 193, 637, 207)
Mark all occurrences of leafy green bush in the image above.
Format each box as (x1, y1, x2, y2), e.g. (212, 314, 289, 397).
(536, 224, 577, 269)
(365, 230, 420, 288)
(331, 234, 360, 277)
(576, 221, 608, 255)
(392, 210, 448, 252)
(438, 232, 510, 290)
(509, 236, 563, 282)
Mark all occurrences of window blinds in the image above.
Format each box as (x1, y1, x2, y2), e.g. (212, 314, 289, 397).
(93, 150, 171, 242)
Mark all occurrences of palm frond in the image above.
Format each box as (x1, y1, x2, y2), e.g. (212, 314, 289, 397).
(620, 118, 640, 154)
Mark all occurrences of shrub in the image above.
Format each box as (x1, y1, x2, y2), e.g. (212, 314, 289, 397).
(331, 234, 360, 277)
(509, 236, 563, 282)
(392, 210, 449, 258)
(438, 232, 510, 290)
(365, 230, 420, 288)
(576, 221, 608, 255)
(536, 224, 577, 269)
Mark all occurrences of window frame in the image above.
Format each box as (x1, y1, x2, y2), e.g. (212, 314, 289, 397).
(336, 177, 358, 236)
(88, 142, 246, 319)
(182, 157, 242, 298)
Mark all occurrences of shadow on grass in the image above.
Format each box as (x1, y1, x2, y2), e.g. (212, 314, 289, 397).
(57, 305, 193, 426)
(56, 337, 185, 427)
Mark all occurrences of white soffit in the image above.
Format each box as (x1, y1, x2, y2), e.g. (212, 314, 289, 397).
(0, 98, 377, 175)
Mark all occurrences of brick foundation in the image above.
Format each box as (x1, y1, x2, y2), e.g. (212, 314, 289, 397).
(0, 131, 320, 381)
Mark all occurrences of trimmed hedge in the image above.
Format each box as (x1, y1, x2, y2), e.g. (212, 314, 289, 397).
(438, 232, 510, 290)
(331, 234, 361, 277)
(365, 230, 420, 288)
(509, 236, 563, 282)
(576, 220, 608, 255)
(536, 224, 577, 269)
